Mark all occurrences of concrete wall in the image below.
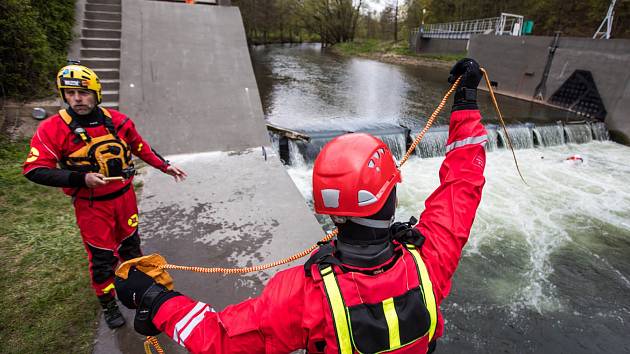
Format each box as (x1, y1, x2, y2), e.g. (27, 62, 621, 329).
(414, 36, 468, 55)
(469, 34, 630, 144)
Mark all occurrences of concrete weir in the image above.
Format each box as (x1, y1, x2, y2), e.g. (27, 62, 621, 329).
(93, 1, 324, 352)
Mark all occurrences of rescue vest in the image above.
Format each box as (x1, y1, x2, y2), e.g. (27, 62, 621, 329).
(318, 244, 437, 354)
(58, 108, 135, 178)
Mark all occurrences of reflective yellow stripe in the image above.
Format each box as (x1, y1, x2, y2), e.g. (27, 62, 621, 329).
(406, 245, 437, 342)
(320, 266, 353, 354)
(382, 297, 401, 348)
(102, 282, 115, 294)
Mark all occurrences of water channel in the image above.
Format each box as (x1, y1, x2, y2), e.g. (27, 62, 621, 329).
(251, 43, 630, 353)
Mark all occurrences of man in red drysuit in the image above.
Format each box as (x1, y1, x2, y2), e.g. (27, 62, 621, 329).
(23, 63, 187, 329)
(115, 58, 487, 353)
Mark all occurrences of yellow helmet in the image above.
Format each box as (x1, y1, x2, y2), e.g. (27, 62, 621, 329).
(56, 64, 102, 104)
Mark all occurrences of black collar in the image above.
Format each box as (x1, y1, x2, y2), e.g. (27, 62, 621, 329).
(67, 106, 104, 128)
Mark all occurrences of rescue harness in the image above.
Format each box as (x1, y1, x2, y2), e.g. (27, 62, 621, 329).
(305, 218, 438, 354)
(59, 108, 136, 179)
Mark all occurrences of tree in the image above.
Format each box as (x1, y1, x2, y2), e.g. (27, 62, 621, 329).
(301, 0, 364, 45)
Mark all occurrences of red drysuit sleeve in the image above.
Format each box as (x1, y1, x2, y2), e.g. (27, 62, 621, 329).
(416, 109, 487, 303)
(22, 120, 62, 174)
(118, 118, 170, 172)
(152, 267, 310, 354)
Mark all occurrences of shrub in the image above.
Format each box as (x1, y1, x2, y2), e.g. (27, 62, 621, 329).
(0, 0, 75, 100)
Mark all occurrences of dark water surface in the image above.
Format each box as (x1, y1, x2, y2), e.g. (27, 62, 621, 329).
(251, 44, 630, 353)
(251, 43, 577, 132)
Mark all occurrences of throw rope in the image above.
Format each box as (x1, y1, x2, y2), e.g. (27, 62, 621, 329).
(158, 77, 462, 276)
(480, 68, 527, 184)
(144, 69, 523, 352)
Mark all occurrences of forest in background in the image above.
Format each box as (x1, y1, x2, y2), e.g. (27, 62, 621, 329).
(232, 0, 630, 45)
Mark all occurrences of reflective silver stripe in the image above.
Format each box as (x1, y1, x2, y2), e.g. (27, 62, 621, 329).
(178, 307, 211, 345)
(349, 216, 393, 229)
(445, 135, 488, 153)
(174, 302, 207, 345)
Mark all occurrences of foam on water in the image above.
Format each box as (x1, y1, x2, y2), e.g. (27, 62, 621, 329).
(286, 141, 630, 314)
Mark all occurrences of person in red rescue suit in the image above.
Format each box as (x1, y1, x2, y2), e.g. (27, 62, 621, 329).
(114, 58, 487, 353)
(22, 63, 187, 329)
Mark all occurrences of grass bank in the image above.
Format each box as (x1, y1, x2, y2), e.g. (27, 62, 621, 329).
(0, 137, 98, 353)
(332, 39, 465, 69)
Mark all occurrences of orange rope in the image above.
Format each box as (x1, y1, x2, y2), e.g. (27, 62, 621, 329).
(399, 77, 461, 166)
(144, 336, 164, 354)
(144, 76, 462, 354)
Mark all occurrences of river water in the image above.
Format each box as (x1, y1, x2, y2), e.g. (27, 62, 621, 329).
(251, 44, 630, 353)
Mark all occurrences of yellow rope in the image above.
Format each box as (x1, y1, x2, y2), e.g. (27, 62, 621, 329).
(481, 68, 527, 185)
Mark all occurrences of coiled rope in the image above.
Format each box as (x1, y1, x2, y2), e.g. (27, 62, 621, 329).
(144, 69, 523, 353)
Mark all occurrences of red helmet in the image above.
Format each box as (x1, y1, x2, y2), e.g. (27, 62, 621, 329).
(313, 133, 401, 217)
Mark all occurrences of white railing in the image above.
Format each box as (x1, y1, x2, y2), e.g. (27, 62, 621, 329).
(419, 13, 524, 40)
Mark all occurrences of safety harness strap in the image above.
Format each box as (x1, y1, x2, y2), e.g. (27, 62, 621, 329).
(320, 265, 353, 354)
(405, 244, 437, 342)
(59, 109, 91, 143)
(99, 108, 118, 138)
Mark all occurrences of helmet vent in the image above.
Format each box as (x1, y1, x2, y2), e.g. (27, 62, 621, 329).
(321, 189, 340, 208)
(368, 160, 375, 168)
(373, 152, 380, 159)
(358, 190, 378, 206)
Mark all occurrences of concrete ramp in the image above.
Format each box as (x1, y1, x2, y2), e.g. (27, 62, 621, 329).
(93, 1, 324, 353)
(119, 1, 269, 154)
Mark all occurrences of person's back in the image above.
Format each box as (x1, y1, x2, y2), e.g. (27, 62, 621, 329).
(115, 58, 487, 353)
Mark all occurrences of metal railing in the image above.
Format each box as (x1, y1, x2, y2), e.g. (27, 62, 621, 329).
(418, 13, 524, 40)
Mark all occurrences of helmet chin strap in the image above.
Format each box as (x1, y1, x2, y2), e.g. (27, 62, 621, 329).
(349, 216, 394, 229)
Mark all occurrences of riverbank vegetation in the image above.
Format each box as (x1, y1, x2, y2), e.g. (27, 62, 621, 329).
(0, 137, 98, 353)
(233, 0, 630, 46)
(0, 0, 75, 100)
(332, 39, 464, 67)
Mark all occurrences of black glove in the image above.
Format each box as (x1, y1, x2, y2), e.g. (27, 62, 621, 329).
(114, 267, 181, 336)
(448, 58, 482, 111)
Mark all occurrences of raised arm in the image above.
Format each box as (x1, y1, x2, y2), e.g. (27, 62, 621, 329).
(415, 58, 487, 303)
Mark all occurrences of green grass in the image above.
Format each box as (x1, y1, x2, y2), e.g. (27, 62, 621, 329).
(0, 138, 98, 353)
(334, 39, 466, 63)
(334, 38, 383, 55)
(418, 52, 468, 62)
